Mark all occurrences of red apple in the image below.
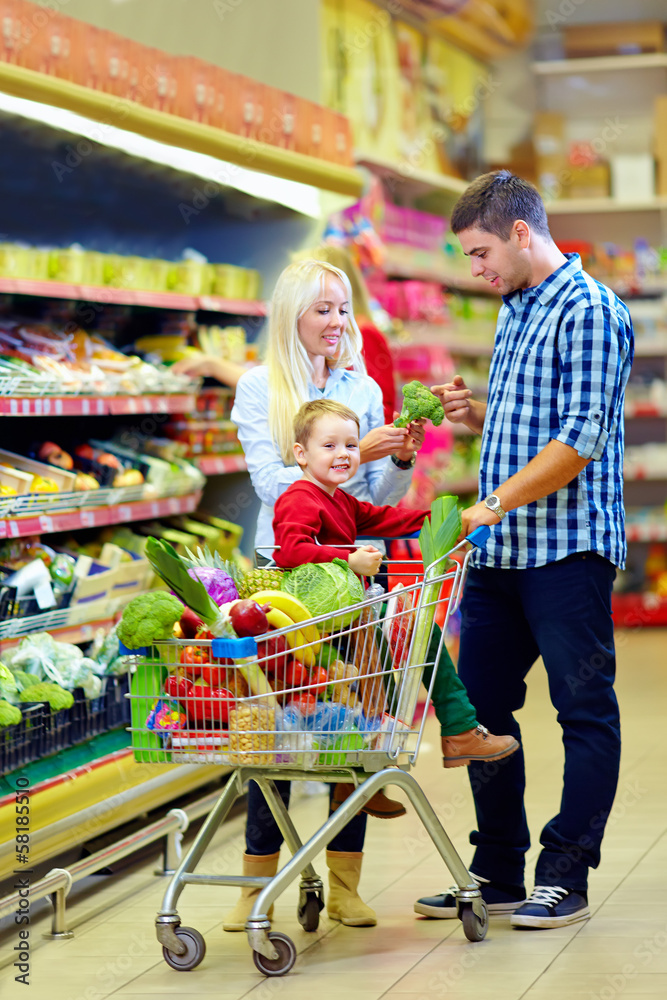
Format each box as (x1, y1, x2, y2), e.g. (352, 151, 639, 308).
(229, 599, 269, 637)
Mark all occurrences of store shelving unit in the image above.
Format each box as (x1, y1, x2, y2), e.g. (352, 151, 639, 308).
(533, 41, 667, 615)
(0, 394, 197, 416)
(0, 490, 202, 539)
(196, 454, 247, 476)
(0, 276, 268, 315)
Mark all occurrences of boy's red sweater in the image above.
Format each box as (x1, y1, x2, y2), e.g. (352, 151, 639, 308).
(273, 479, 427, 568)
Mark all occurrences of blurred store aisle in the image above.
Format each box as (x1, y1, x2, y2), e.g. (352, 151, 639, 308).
(2, 628, 666, 1000)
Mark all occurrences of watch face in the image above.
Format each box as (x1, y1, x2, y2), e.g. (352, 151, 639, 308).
(486, 495, 499, 507)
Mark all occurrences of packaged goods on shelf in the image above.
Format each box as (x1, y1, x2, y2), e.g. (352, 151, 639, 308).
(197, 325, 248, 364)
(563, 20, 666, 58)
(0, 240, 263, 301)
(625, 443, 667, 480)
(0, 1, 353, 165)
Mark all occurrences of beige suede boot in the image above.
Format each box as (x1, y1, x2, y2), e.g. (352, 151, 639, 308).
(222, 851, 280, 932)
(326, 850, 377, 927)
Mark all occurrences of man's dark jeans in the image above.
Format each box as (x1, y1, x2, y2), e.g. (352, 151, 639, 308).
(458, 551, 620, 893)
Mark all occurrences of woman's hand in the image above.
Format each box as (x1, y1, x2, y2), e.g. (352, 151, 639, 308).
(359, 422, 410, 463)
(171, 354, 246, 388)
(349, 545, 383, 576)
(394, 416, 426, 462)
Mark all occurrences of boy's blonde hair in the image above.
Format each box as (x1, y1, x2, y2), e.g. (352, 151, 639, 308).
(293, 399, 360, 449)
(266, 259, 365, 466)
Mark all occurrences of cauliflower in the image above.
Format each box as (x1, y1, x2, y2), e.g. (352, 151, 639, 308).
(117, 592, 184, 649)
(394, 380, 445, 428)
(0, 700, 22, 728)
(19, 683, 74, 711)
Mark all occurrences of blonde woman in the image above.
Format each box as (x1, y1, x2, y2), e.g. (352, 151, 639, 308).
(224, 259, 424, 932)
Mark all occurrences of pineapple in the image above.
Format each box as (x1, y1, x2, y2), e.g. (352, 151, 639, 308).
(238, 567, 284, 599)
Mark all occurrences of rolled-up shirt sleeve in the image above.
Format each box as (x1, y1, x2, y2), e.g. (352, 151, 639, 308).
(231, 370, 301, 506)
(555, 303, 625, 462)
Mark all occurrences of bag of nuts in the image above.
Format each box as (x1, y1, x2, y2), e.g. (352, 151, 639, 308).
(228, 703, 276, 764)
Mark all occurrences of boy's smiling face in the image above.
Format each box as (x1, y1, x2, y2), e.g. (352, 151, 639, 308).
(294, 413, 360, 496)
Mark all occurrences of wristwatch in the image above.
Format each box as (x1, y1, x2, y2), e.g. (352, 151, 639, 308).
(391, 454, 416, 470)
(483, 493, 507, 520)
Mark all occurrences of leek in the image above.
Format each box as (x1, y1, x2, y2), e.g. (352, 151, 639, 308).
(394, 496, 461, 726)
(145, 537, 232, 636)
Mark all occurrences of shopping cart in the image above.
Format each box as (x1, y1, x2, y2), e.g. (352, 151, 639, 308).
(127, 526, 490, 977)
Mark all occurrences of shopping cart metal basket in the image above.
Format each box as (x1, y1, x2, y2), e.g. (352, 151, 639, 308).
(127, 526, 490, 977)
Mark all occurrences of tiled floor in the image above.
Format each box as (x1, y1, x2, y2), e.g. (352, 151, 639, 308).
(2, 627, 666, 999)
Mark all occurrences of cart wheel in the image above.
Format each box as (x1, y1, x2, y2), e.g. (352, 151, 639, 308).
(297, 891, 323, 932)
(162, 926, 206, 971)
(460, 902, 488, 942)
(252, 931, 297, 977)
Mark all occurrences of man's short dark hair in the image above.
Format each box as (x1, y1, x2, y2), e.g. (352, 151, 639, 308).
(450, 170, 552, 241)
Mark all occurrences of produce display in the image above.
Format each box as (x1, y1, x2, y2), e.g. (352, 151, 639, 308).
(127, 496, 463, 766)
(0, 318, 198, 396)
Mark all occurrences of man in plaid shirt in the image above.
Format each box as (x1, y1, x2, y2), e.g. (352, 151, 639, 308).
(414, 171, 633, 929)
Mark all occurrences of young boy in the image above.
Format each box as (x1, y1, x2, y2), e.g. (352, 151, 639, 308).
(272, 398, 519, 781)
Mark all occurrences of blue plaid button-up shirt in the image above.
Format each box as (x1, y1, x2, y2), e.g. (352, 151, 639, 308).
(474, 254, 634, 570)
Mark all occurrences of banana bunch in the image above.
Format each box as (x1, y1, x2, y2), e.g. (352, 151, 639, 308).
(249, 590, 320, 668)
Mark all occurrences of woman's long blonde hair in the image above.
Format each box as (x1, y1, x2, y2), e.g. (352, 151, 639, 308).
(267, 259, 365, 465)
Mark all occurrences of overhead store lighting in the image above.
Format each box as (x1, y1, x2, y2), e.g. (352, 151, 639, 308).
(0, 90, 323, 219)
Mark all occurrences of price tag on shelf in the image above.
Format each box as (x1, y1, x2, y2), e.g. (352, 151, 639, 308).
(199, 295, 221, 312)
(8, 520, 20, 537)
(82, 399, 90, 415)
(80, 509, 96, 528)
(38, 515, 54, 533)
(151, 502, 160, 517)
(22, 399, 31, 415)
(118, 505, 132, 522)
(55, 398, 63, 415)
(168, 498, 180, 514)
(0, 522, 6, 538)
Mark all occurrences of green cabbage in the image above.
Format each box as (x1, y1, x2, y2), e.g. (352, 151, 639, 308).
(283, 558, 365, 630)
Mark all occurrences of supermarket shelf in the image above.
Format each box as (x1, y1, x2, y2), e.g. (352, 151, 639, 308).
(0, 591, 143, 647)
(635, 338, 667, 357)
(0, 62, 362, 198)
(399, 322, 495, 356)
(355, 152, 467, 202)
(612, 592, 667, 628)
(0, 393, 196, 416)
(626, 522, 667, 544)
(0, 490, 202, 539)
(196, 454, 247, 476)
(382, 244, 497, 295)
(0, 276, 268, 315)
(624, 472, 667, 483)
(437, 476, 479, 495)
(533, 52, 667, 76)
(625, 400, 667, 418)
(546, 197, 667, 216)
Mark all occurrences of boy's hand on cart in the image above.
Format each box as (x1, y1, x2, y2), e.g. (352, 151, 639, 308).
(459, 502, 501, 541)
(349, 545, 383, 576)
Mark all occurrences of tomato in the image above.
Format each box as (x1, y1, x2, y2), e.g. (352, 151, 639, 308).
(164, 674, 190, 701)
(209, 687, 235, 724)
(308, 667, 329, 695)
(284, 660, 308, 691)
(289, 694, 317, 716)
(197, 665, 228, 687)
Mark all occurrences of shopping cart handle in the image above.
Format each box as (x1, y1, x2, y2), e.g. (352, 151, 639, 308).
(466, 525, 491, 547)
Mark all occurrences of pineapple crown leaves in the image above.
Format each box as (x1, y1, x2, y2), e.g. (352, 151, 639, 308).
(183, 545, 243, 585)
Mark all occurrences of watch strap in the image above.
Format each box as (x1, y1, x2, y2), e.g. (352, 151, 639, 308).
(391, 453, 416, 470)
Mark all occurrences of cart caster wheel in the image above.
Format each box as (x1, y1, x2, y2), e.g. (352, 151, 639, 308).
(460, 902, 488, 942)
(162, 926, 206, 971)
(253, 931, 296, 977)
(298, 891, 324, 932)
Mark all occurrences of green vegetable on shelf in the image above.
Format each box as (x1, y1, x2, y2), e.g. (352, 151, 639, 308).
(0, 700, 21, 728)
(117, 591, 185, 649)
(393, 380, 445, 428)
(19, 683, 74, 711)
(0, 662, 18, 702)
(11, 670, 42, 693)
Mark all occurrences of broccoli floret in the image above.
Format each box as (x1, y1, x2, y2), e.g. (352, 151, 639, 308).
(117, 592, 184, 649)
(394, 380, 445, 428)
(19, 683, 74, 711)
(0, 700, 22, 728)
